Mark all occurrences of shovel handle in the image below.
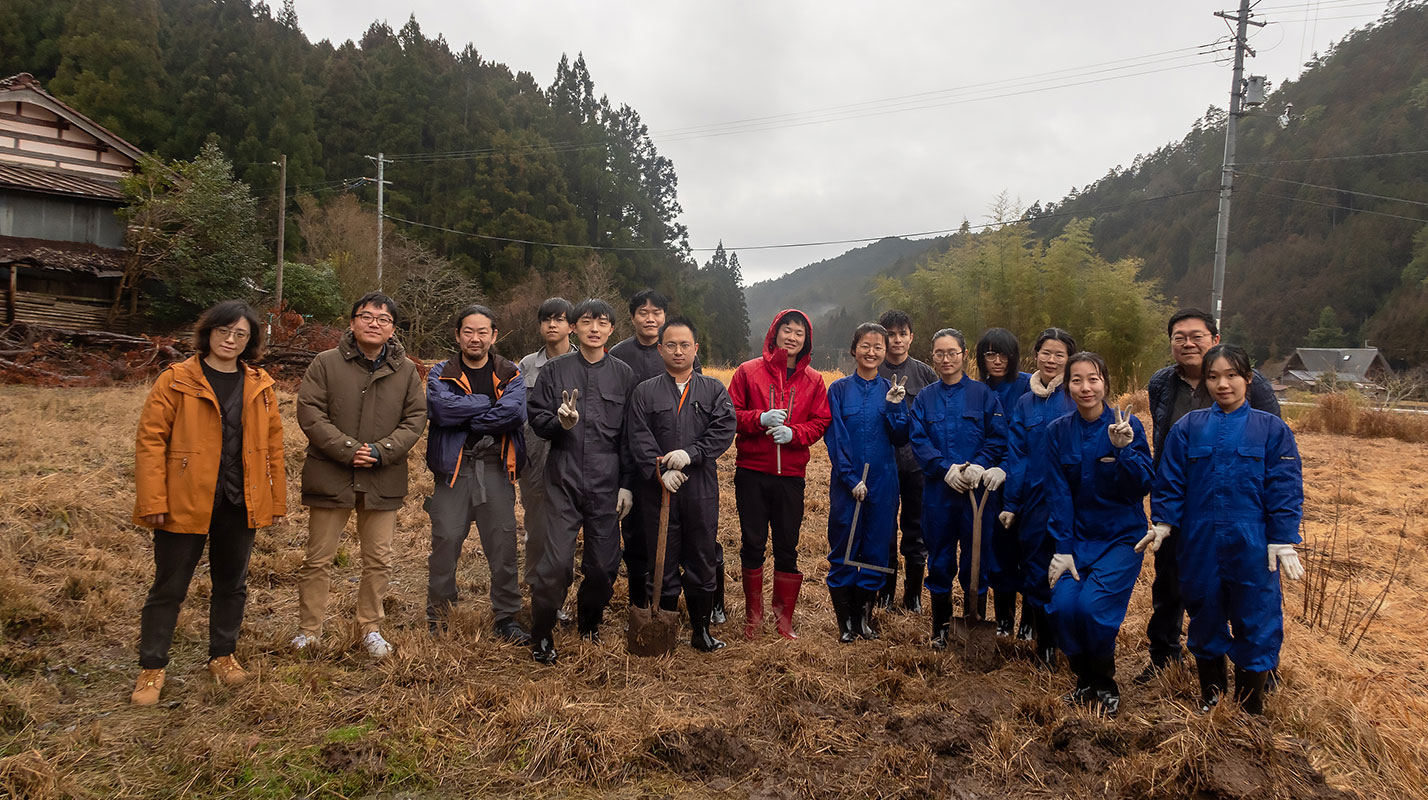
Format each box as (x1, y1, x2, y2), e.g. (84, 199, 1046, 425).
(967, 486, 990, 619)
(842, 463, 872, 569)
(652, 459, 671, 605)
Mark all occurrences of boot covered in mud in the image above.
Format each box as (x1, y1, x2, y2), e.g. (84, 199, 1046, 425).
(929, 592, 954, 649)
(530, 604, 559, 665)
(1033, 606, 1058, 672)
(902, 560, 925, 613)
(1233, 666, 1269, 715)
(741, 567, 764, 640)
(829, 585, 857, 643)
(771, 570, 802, 640)
(855, 587, 880, 640)
(1063, 654, 1095, 706)
(1088, 655, 1121, 718)
(1197, 655, 1228, 713)
(711, 568, 727, 626)
(688, 592, 726, 653)
(993, 591, 1017, 637)
(875, 569, 896, 610)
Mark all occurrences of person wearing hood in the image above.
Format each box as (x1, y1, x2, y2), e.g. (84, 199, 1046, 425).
(998, 328, 1079, 670)
(423, 305, 529, 644)
(293, 292, 427, 660)
(130, 301, 286, 705)
(975, 328, 1035, 639)
(728, 309, 832, 640)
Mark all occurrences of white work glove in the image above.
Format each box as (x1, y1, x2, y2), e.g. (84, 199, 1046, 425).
(1136, 522, 1172, 554)
(557, 389, 580, 430)
(760, 409, 788, 427)
(1048, 553, 1081, 589)
(660, 470, 687, 494)
(944, 464, 963, 490)
(885, 375, 908, 404)
(1108, 405, 1134, 449)
(960, 463, 985, 490)
(998, 511, 1016, 528)
(949, 464, 974, 493)
(616, 488, 634, 520)
(852, 481, 867, 501)
(1268, 544, 1304, 581)
(980, 467, 1006, 491)
(661, 449, 691, 471)
(769, 425, 793, 445)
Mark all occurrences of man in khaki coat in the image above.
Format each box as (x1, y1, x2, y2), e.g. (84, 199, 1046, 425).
(293, 292, 427, 659)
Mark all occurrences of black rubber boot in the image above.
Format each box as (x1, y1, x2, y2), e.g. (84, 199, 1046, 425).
(993, 591, 1016, 637)
(876, 570, 896, 610)
(829, 586, 857, 644)
(688, 593, 727, 653)
(1033, 606, 1058, 672)
(530, 604, 558, 665)
(1134, 651, 1184, 685)
(710, 569, 727, 626)
(1197, 655, 1228, 713)
(576, 601, 603, 643)
(1063, 654, 1094, 705)
(1090, 656, 1121, 718)
(1234, 666, 1269, 715)
(930, 592, 953, 649)
(902, 561, 925, 613)
(856, 587, 880, 640)
(1017, 595, 1036, 641)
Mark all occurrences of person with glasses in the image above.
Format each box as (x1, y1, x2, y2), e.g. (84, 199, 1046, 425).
(998, 328, 1078, 670)
(518, 298, 575, 619)
(293, 292, 427, 660)
(130, 301, 286, 704)
(973, 328, 1034, 640)
(908, 328, 1007, 649)
(824, 323, 909, 643)
(624, 317, 736, 652)
(1137, 308, 1280, 685)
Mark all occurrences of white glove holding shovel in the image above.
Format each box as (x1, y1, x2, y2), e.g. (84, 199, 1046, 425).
(1048, 553, 1080, 589)
(851, 481, 868, 501)
(1268, 544, 1305, 580)
(980, 467, 1006, 491)
(661, 449, 691, 471)
(660, 470, 688, 494)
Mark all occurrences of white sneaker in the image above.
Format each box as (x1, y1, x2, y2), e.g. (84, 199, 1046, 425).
(363, 631, 393, 660)
(291, 633, 319, 651)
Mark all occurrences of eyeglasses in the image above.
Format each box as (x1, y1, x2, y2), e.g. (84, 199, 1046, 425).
(661, 342, 695, 352)
(854, 344, 885, 355)
(1171, 332, 1211, 346)
(984, 352, 1008, 362)
(1038, 351, 1068, 361)
(930, 350, 963, 362)
(355, 312, 395, 327)
(215, 326, 250, 342)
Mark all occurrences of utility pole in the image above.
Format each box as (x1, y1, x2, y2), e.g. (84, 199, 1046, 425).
(274, 153, 286, 310)
(365, 152, 392, 290)
(1210, 0, 1265, 328)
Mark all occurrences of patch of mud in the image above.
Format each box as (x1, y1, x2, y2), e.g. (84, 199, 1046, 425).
(319, 741, 387, 777)
(884, 704, 992, 758)
(647, 725, 761, 777)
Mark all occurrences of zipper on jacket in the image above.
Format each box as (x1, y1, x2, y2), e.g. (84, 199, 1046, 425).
(181, 457, 188, 475)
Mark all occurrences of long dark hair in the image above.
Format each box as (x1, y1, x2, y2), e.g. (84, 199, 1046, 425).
(195, 300, 263, 362)
(975, 327, 1021, 385)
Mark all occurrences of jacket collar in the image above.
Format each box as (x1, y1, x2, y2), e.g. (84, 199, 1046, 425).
(339, 329, 404, 368)
(761, 308, 814, 379)
(169, 355, 273, 402)
(436, 352, 518, 386)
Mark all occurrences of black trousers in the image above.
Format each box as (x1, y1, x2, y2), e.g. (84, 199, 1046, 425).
(735, 467, 804, 574)
(532, 482, 622, 618)
(621, 502, 649, 604)
(641, 483, 720, 605)
(888, 468, 929, 570)
(1145, 535, 1185, 663)
(139, 498, 255, 669)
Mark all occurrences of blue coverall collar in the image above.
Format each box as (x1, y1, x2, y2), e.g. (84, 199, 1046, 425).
(1211, 401, 1250, 418)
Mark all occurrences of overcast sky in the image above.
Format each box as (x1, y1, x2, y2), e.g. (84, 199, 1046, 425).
(295, 0, 1380, 283)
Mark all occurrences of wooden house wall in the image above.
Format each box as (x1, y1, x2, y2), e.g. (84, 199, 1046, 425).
(0, 100, 134, 178)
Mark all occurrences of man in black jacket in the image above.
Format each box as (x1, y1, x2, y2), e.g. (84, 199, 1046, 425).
(1137, 307, 1281, 683)
(624, 318, 737, 651)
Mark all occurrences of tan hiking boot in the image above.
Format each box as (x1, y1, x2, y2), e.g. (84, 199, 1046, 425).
(131, 668, 165, 705)
(207, 655, 250, 686)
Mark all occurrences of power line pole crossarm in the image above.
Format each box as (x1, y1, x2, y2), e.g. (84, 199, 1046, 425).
(365, 152, 393, 291)
(1210, 0, 1266, 329)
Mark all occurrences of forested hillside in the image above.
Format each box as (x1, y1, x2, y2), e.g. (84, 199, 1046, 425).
(0, 0, 752, 361)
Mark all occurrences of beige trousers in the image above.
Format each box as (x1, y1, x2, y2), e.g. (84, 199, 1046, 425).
(298, 495, 397, 636)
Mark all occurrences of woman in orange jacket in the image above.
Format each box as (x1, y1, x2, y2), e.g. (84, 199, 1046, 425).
(130, 300, 286, 705)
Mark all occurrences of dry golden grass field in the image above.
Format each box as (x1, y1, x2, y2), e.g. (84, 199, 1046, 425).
(0, 375, 1425, 799)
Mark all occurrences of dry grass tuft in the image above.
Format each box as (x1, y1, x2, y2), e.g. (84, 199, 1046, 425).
(1295, 392, 1428, 443)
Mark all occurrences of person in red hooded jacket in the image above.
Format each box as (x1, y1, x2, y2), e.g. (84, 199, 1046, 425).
(728, 309, 832, 640)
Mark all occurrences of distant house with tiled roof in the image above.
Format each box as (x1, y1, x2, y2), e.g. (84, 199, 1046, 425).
(0, 72, 146, 330)
(1279, 347, 1394, 392)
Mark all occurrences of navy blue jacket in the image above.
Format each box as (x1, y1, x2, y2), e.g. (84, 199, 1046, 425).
(1147, 364, 1278, 466)
(425, 355, 527, 485)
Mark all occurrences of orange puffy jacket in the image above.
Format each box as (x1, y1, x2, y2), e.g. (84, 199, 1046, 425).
(132, 356, 287, 533)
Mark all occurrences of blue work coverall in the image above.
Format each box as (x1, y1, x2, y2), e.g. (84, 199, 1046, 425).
(1004, 387, 1077, 609)
(983, 372, 1032, 597)
(1045, 406, 1153, 660)
(1151, 403, 1303, 672)
(909, 376, 1007, 597)
(824, 373, 909, 591)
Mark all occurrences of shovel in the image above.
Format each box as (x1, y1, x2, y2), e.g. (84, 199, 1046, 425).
(628, 470, 680, 657)
(950, 486, 1000, 672)
(842, 464, 893, 575)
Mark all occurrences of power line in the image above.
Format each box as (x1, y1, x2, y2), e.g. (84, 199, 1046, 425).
(1243, 189, 1428, 222)
(1237, 172, 1428, 207)
(1237, 147, 1428, 165)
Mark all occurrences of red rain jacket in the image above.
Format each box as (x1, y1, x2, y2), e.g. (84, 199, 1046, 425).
(728, 309, 831, 477)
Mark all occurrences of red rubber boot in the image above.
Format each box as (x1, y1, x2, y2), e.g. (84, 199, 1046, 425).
(771, 570, 802, 640)
(742, 567, 764, 640)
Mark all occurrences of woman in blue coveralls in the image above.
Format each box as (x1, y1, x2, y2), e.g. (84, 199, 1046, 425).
(824, 323, 910, 643)
(1045, 352, 1152, 717)
(975, 328, 1034, 639)
(1148, 344, 1303, 715)
(909, 328, 1008, 649)
(997, 328, 1078, 670)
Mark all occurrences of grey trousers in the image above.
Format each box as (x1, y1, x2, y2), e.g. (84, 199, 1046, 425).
(427, 455, 522, 625)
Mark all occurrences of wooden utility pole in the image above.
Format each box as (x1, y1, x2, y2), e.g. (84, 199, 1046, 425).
(274, 153, 287, 310)
(1210, 0, 1265, 328)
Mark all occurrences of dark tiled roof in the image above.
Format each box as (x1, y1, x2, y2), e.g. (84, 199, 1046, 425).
(0, 235, 125, 278)
(0, 162, 125, 201)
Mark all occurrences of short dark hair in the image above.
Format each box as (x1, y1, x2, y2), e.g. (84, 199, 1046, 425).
(659, 316, 697, 342)
(877, 309, 913, 333)
(931, 327, 966, 352)
(1202, 343, 1253, 381)
(775, 311, 807, 332)
(629, 288, 670, 316)
(351, 291, 399, 323)
(453, 304, 496, 332)
(1064, 351, 1109, 388)
(1033, 327, 1077, 356)
(537, 296, 573, 322)
(975, 327, 1021, 386)
(1167, 307, 1218, 339)
(195, 300, 263, 362)
(572, 298, 616, 323)
(849, 322, 888, 356)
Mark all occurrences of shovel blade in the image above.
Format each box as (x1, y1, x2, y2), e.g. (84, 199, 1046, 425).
(626, 607, 681, 657)
(949, 617, 1001, 673)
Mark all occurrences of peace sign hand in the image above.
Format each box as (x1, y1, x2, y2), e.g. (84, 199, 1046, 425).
(1107, 404, 1134, 449)
(885, 375, 909, 404)
(558, 388, 581, 430)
